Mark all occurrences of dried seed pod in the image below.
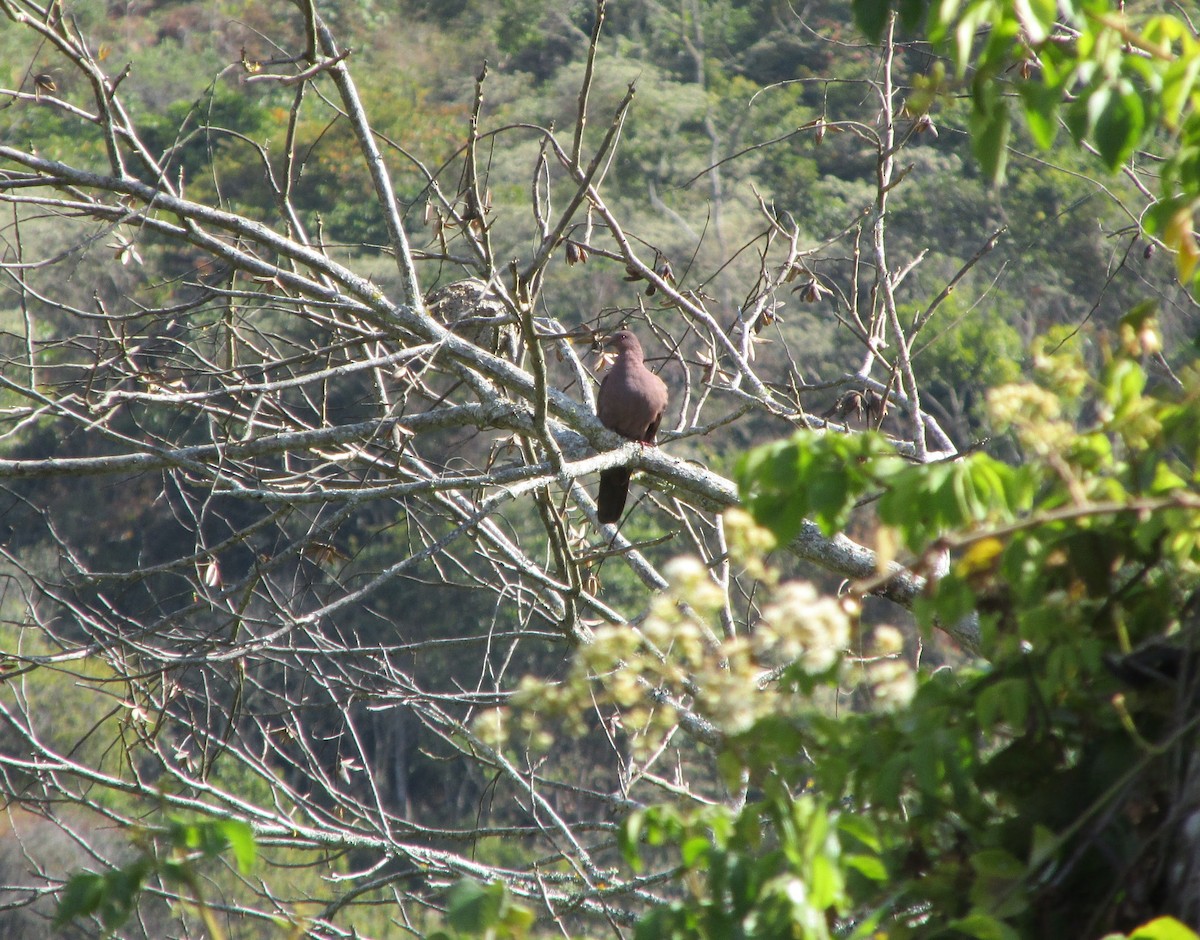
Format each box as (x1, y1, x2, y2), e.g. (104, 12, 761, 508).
(865, 388, 889, 426)
(754, 303, 784, 334)
(240, 48, 263, 73)
(566, 241, 588, 266)
(302, 542, 349, 566)
(826, 389, 865, 423)
(646, 257, 675, 296)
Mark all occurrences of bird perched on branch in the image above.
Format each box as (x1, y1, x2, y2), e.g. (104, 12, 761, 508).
(595, 329, 668, 524)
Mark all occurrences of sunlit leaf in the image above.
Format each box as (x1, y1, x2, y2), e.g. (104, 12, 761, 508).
(843, 852, 888, 882)
(1128, 916, 1200, 940)
(619, 810, 644, 871)
(1164, 203, 1200, 281)
(681, 835, 711, 867)
(219, 820, 257, 874)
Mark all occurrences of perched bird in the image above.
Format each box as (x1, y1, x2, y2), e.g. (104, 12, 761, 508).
(595, 329, 668, 524)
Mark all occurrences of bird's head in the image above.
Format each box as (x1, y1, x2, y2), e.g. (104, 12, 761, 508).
(595, 329, 643, 370)
(601, 329, 641, 354)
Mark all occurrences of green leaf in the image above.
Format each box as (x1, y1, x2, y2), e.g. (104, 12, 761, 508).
(953, 4, 992, 77)
(1019, 80, 1064, 149)
(808, 852, 845, 909)
(158, 859, 188, 886)
(969, 848, 1028, 918)
(735, 438, 809, 543)
(446, 878, 505, 934)
(807, 465, 852, 535)
(501, 901, 535, 936)
(912, 730, 943, 794)
(99, 860, 150, 929)
(1121, 299, 1159, 333)
(950, 910, 1024, 940)
(872, 752, 906, 804)
(975, 678, 1030, 730)
(897, 0, 926, 32)
(619, 810, 644, 871)
(1107, 358, 1148, 411)
(1161, 51, 1200, 131)
(970, 848, 1025, 880)
(852, 0, 892, 42)
(54, 872, 106, 927)
(1064, 82, 1098, 143)
(55, 858, 153, 933)
(1128, 916, 1200, 940)
(642, 804, 684, 846)
(837, 814, 882, 853)
(219, 820, 257, 874)
(167, 819, 200, 851)
(1094, 83, 1145, 170)
(736, 432, 892, 541)
(843, 852, 888, 882)
(681, 834, 711, 867)
(925, 0, 963, 44)
(1029, 824, 1060, 869)
(970, 86, 1011, 184)
(1012, 0, 1051, 44)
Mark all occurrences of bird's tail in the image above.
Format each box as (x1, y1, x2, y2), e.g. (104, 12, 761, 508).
(597, 467, 632, 524)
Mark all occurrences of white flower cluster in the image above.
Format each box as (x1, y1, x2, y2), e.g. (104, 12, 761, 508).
(841, 625, 918, 711)
(661, 555, 728, 618)
(754, 581, 852, 675)
(986, 382, 1075, 455)
(636, 560, 865, 734)
(470, 706, 510, 750)
(471, 512, 920, 758)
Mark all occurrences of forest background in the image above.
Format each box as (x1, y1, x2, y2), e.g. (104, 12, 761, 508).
(1, 0, 1199, 938)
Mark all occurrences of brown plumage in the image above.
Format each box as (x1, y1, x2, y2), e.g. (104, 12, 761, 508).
(595, 330, 668, 524)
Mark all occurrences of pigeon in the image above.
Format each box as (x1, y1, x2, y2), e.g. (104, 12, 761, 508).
(595, 330, 669, 524)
